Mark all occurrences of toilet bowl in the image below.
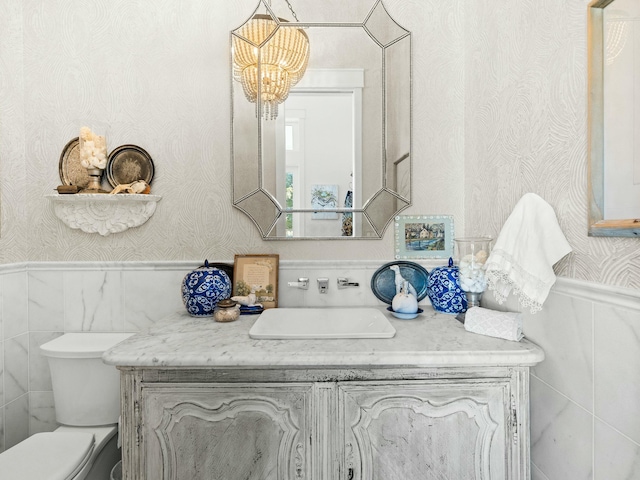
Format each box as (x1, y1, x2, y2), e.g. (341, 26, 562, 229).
(0, 332, 135, 480)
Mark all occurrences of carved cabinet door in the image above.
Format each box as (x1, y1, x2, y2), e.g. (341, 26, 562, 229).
(141, 382, 313, 480)
(338, 380, 510, 480)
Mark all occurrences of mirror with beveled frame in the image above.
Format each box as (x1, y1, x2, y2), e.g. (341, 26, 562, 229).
(589, 0, 640, 236)
(230, 0, 411, 239)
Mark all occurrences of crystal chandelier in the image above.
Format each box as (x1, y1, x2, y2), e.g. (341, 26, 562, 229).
(232, 3, 310, 120)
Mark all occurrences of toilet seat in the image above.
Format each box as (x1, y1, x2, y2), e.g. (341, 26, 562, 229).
(0, 431, 95, 480)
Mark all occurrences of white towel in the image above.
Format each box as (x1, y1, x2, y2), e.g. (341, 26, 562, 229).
(464, 307, 524, 341)
(485, 193, 572, 313)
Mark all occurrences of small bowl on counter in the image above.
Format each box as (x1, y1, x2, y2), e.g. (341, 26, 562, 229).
(213, 299, 240, 323)
(386, 306, 423, 320)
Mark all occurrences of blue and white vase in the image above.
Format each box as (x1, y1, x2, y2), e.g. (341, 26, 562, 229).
(181, 260, 232, 317)
(426, 257, 467, 314)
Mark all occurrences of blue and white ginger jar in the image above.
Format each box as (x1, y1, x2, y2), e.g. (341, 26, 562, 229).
(181, 260, 232, 317)
(427, 257, 467, 314)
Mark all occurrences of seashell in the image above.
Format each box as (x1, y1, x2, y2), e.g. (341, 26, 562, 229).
(109, 180, 150, 195)
(475, 250, 489, 263)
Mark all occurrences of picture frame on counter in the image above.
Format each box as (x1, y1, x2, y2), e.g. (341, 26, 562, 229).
(233, 254, 279, 309)
(394, 215, 454, 260)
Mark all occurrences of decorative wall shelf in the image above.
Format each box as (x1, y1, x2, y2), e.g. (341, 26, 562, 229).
(46, 194, 162, 236)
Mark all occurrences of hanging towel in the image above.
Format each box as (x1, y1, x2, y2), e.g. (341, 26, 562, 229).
(464, 307, 524, 341)
(485, 193, 572, 313)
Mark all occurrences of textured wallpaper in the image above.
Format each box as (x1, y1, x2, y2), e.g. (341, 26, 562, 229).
(0, 0, 463, 263)
(2, 0, 635, 289)
(464, 0, 640, 289)
(0, 0, 28, 263)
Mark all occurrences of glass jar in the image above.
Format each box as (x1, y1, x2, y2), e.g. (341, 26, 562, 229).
(454, 237, 492, 308)
(213, 299, 240, 323)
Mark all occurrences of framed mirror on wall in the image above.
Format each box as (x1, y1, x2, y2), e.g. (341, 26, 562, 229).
(230, 0, 411, 239)
(589, 0, 640, 236)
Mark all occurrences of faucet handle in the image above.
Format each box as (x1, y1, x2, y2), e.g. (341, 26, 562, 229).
(317, 277, 329, 294)
(337, 277, 360, 288)
(287, 277, 309, 290)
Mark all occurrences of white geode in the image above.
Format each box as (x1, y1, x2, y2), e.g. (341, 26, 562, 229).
(79, 126, 107, 169)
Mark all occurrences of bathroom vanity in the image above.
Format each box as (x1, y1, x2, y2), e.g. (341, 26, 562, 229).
(104, 308, 543, 480)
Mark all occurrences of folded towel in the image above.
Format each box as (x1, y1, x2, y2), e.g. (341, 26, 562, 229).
(464, 307, 524, 341)
(485, 193, 572, 313)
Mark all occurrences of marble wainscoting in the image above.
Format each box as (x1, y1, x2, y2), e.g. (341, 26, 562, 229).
(3, 259, 414, 452)
(0, 263, 29, 454)
(483, 278, 640, 480)
(0, 259, 638, 480)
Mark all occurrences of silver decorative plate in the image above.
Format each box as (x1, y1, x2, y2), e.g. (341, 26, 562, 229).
(370, 261, 430, 305)
(58, 137, 90, 188)
(106, 144, 154, 187)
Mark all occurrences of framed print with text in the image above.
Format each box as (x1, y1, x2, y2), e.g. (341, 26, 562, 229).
(233, 254, 279, 309)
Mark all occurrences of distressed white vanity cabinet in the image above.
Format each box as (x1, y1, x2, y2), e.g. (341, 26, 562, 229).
(105, 309, 543, 480)
(141, 381, 313, 479)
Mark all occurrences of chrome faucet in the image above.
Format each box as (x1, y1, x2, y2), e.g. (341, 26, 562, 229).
(337, 277, 360, 289)
(317, 278, 329, 294)
(287, 278, 309, 290)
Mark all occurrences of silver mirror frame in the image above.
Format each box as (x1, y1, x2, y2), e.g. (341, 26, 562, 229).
(230, 0, 412, 240)
(588, 0, 640, 236)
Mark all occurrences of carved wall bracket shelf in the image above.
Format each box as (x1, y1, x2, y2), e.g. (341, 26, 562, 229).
(46, 194, 162, 236)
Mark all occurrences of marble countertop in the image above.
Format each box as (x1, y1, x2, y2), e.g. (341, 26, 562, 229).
(103, 307, 544, 368)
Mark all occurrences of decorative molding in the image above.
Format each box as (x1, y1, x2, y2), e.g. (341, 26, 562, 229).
(153, 397, 301, 479)
(3, 258, 640, 312)
(19, 258, 443, 272)
(24, 260, 212, 272)
(46, 194, 161, 236)
(279, 259, 445, 270)
(0, 262, 29, 274)
(350, 394, 499, 480)
(553, 276, 640, 312)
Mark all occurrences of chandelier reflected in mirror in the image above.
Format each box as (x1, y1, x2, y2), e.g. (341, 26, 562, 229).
(232, 1, 310, 120)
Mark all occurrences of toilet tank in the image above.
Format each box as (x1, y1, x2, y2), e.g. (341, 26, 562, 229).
(40, 333, 135, 426)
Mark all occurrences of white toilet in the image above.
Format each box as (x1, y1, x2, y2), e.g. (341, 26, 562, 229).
(0, 332, 134, 480)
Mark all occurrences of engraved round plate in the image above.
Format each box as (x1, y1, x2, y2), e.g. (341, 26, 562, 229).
(106, 144, 154, 188)
(370, 261, 430, 305)
(58, 137, 90, 188)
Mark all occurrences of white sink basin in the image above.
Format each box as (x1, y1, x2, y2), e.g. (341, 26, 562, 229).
(249, 308, 396, 339)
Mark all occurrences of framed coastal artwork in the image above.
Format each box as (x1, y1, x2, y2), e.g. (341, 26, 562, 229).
(310, 184, 338, 219)
(233, 254, 279, 309)
(394, 215, 454, 260)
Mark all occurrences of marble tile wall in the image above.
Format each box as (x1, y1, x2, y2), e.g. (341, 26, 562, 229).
(0, 260, 639, 480)
(485, 278, 640, 479)
(1, 260, 409, 451)
(0, 265, 29, 452)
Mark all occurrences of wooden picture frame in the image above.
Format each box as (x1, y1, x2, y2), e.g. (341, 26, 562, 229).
(233, 254, 279, 309)
(394, 215, 454, 260)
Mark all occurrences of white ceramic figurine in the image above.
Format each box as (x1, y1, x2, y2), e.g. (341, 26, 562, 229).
(389, 265, 418, 297)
